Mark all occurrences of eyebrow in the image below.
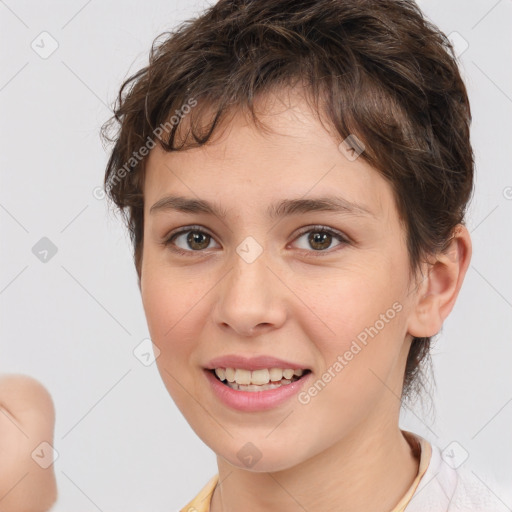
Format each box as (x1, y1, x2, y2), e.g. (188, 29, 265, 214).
(149, 194, 375, 219)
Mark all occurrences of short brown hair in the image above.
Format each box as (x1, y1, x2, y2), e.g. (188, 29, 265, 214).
(102, 0, 473, 403)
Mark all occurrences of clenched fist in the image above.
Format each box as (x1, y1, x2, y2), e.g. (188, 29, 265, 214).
(0, 375, 57, 512)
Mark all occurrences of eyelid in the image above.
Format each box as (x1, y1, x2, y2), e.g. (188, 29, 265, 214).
(164, 224, 214, 240)
(292, 224, 350, 244)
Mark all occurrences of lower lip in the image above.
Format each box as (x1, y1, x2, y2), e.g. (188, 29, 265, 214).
(204, 369, 312, 412)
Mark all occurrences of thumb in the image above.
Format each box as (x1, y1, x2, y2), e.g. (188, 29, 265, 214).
(0, 374, 58, 512)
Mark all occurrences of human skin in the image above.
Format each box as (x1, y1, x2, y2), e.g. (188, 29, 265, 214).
(0, 374, 57, 512)
(140, 87, 472, 511)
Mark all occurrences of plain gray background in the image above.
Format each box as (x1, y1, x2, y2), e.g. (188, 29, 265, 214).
(1, 0, 511, 510)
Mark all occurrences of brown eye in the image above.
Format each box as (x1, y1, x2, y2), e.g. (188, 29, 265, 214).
(308, 231, 333, 251)
(292, 226, 349, 254)
(184, 231, 211, 250)
(164, 227, 219, 254)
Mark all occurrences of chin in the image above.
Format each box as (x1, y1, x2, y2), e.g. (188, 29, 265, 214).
(215, 441, 306, 473)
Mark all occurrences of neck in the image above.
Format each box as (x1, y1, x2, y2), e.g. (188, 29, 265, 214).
(210, 423, 420, 512)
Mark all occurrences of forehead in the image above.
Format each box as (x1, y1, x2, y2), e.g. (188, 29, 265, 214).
(143, 88, 393, 223)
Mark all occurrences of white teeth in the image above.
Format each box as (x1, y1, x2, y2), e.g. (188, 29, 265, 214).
(225, 367, 236, 382)
(269, 368, 283, 381)
(213, 367, 307, 387)
(234, 369, 251, 385)
(251, 369, 270, 385)
(283, 369, 294, 379)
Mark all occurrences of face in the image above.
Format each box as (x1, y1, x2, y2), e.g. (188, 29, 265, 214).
(140, 88, 420, 472)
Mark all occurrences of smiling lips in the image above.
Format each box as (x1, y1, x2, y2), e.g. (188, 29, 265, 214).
(205, 354, 311, 392)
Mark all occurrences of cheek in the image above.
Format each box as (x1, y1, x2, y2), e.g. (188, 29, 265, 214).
(301, 260, 409, 390)
(140, 268, 206, 413)
(140, 259, 189, 360)
(140, 255, 216, 385)
(292, 277, 408, 444)
(301, 260, 406, 342)
(140, 272, 170, 343)
(141, 244, 197, 340)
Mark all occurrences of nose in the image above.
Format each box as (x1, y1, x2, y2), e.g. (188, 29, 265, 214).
(212, 248, 288, 337)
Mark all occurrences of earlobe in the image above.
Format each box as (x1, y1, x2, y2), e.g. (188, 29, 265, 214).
(407, 225, 472, 338)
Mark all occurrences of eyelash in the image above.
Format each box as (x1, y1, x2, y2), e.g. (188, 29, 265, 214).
(162, 224, 350, 258)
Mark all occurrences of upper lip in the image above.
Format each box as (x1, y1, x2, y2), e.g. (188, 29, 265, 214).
(205, 354, 310, 371)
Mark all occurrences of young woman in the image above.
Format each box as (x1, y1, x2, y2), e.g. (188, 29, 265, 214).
(101, 0, 504, 510)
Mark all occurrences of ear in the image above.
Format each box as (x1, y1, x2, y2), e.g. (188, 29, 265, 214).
(407, 224, 472, 338)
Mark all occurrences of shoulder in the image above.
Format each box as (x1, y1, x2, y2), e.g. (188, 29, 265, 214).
(449, 465, 509, 512)
(406, 440, 509, 512)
